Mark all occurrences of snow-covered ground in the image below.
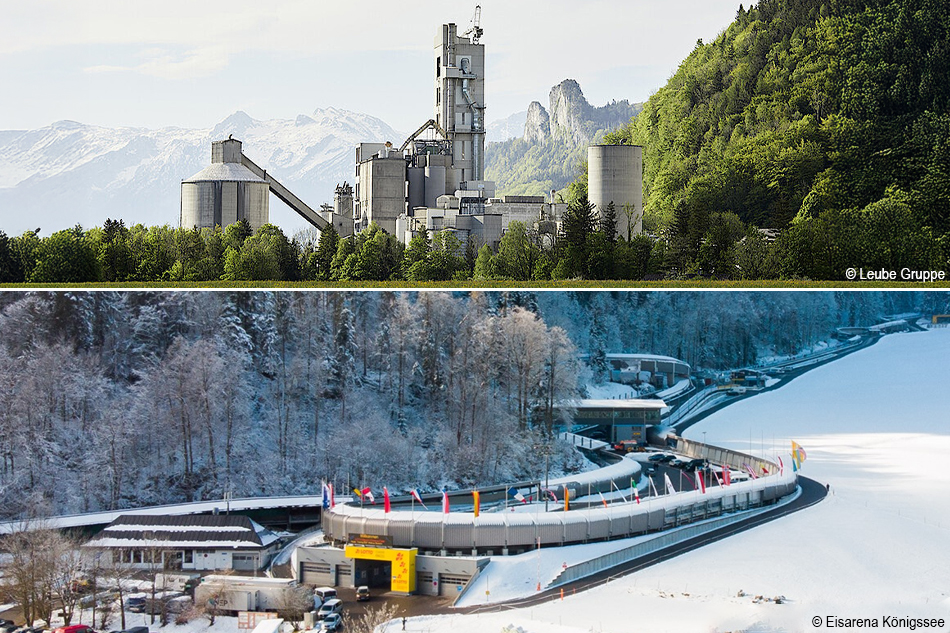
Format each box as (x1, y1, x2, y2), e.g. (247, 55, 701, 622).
(31, 329, 947, 633)
(390, 328, 950, 633)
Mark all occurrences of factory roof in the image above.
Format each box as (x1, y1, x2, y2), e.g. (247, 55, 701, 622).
(183, 162, 266, 183)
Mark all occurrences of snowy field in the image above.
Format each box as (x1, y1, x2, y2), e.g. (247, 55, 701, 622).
(386, 328, 950, 633)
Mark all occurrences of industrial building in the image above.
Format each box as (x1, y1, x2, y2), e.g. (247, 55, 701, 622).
(181, 138, 352, 236)
(352, 10, 644, 252)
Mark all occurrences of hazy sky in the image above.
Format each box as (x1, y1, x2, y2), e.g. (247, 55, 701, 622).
(1, 0, 743, 133)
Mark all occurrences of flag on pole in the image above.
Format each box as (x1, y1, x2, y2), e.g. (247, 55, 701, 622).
(777, 455, 784, 475)
(383, 487, 391, 513)
(633, 485, 640, 504)
(791, 441, 807, 471)
(743, 464, 758, 480)
(724, 468, 732, 486)
(713, 470, 724, 487)
(563, 484, 570, 511)
(663, 473, 677, 495)
(696, 471, 706, 494)
(322, 481, 333, 510)
(472, 490, 480, 518)
(354, 487, 375, 504)
(410, 489, 428, 510)
(507, 487, 527, 504)
(441, 489, 450, 514)
(598, 492, 608, 509)
(648, 475, 659, 497)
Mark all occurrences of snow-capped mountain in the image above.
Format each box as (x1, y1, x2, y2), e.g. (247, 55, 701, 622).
(0, 109, 401, 236)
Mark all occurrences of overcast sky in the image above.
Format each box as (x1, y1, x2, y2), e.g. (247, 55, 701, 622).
(1, 0, 742, 133)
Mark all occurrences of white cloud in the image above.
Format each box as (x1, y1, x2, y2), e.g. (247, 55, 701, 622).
(83, 46, 231, 80)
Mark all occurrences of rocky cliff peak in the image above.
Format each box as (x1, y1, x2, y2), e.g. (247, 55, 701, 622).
(523, 101, 551, 144)
(548, 79, 594, 144)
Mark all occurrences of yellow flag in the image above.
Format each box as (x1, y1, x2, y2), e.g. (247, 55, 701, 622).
(472, 490, 480, 517)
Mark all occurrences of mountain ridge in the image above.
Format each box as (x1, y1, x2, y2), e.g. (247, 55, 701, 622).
(0, 109, 400, 236)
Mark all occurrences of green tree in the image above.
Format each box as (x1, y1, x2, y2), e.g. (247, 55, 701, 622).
(495, 221, 539, 281)
(311, 226, 340, 281)
(0, 230, 25, 282)
(29, 227, 100, 283)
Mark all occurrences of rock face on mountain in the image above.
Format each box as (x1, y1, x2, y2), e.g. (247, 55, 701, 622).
(524, 79, 641, 145)
(0, 108, 399, 236)
(523, 101, 552, 144)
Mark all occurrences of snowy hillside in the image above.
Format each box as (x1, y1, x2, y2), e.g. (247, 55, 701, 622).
(400, 327, 950, 633)
(0, 109, 400, 236)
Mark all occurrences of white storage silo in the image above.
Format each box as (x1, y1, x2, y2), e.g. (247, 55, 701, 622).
(588, 144, 643, 240)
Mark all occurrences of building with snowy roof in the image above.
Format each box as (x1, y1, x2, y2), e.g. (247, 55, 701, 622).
(83, 514, 281, 572)
(562, 398, 667, 444)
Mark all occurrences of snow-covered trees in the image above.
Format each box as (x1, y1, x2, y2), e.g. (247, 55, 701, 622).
(0, 290, 941, 519)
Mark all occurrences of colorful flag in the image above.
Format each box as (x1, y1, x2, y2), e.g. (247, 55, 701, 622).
(777, 455, 784, 475)
(329, 483, 335, 508)
(633, 485, 640, 504)
(472, 490, 480, 518)
(663, 473, 677, 495)
(791, 441, 807, 471)
(383, 487, 391, 513)
(696, 471, 706, 494)
(409, 489, 428, 510)
(507, 487, 527, 503)
(442, 489, 450, 514)
(598, 492, 608, 508)
(322, 481, 333, 509)
(563, 484, 570, 511)
(354, 487, 375, 504)
(713, 470, 724, 487)
(724, 468, 732, 486)
(743, 464, 758, 479)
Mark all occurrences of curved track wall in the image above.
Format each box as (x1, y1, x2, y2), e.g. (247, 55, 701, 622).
(324, 450, 796, 555)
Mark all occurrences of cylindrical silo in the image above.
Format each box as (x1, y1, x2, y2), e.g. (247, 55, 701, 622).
(407, 167, 425, 210)
(181, 138, 270, 232)
(587, 144, 643, 241)
(424, 165, 446, 208)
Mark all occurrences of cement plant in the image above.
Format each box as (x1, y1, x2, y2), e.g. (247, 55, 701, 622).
(179, 8, 643, 252)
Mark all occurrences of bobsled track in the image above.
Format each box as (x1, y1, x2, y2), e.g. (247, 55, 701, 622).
(323, 437, 798, 556)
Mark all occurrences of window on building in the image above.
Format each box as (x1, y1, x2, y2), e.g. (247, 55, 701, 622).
(436, 57, 441, 77)
(184, 550, 194, 564)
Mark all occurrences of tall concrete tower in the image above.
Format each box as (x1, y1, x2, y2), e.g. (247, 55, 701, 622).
(588, 144, 643, 241)
(434, 18, 485, 183)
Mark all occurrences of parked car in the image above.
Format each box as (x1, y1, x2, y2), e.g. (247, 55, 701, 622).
(648, 453, 669, 462)
(319, 613, 343, 632)
(684, 458, 707, 472)
(646, 465, 657, 475)
(52, 626, 97, 633)
(126, 594, 147, 613)
(313, 587, 337, 607)
(356, 586, 370, 602)
(317, 598, 343, 620)
(669, 459, 687, 469)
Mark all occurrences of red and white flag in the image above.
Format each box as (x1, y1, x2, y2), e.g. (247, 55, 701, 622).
(744, 464, 759, 480)
(663, 473, 677, 495)
(441, 489, 450, 514)
(777, 455, 784, 475)
(633, 486, 641, 504)
(383, 487, 391, 513)
(409, 489, 427, 510)
(598, 492, 608, 509)
(724, 468, 732, 486)
(696, 471, 706, 494)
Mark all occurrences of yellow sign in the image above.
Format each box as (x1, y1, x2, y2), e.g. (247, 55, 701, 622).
(344, 545, 417, 594)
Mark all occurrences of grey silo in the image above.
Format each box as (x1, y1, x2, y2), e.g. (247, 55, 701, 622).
(588, 144, 643, 241)
(181, 139, 269, 231)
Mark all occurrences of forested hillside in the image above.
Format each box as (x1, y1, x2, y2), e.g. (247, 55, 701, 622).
(0, 290, 943, 519)
(603, 0, 950, 278)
